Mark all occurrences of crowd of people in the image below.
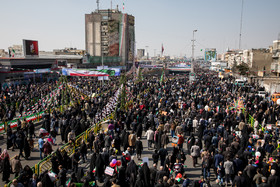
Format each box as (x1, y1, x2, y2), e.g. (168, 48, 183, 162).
(1, 70, 280, 187)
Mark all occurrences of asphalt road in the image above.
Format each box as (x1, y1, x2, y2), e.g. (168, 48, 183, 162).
(0, 127, 211, 187)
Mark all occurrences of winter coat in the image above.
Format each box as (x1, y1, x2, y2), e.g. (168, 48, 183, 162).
(190, 145, 200, 157)
(128, 134, 136, 146)
(145, 130, 154, 141)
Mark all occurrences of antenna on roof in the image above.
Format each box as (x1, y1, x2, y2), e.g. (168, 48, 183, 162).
(278, 33, 280, 40)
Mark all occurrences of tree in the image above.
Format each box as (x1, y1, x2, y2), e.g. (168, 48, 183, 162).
(236, 62, 249, 75)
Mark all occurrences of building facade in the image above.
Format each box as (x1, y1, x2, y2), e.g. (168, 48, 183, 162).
(223, 48, 272, 76)
(85, 8, 135, 68)
(242, 48, 272, 74)
(137, 49, 145, 60)
(271, 40, 280, 75)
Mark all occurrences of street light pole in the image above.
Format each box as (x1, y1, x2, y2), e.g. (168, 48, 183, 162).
(191, 30, 197, 73)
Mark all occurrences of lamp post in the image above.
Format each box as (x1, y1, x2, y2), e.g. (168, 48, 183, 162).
(191, 30, 197, 73)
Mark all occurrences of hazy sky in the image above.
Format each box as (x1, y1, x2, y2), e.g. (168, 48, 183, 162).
(0, 0, 279, 57)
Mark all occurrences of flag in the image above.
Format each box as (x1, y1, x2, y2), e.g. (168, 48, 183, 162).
(9, 48, 16, 57)
(160, 69, 164, 83)
(161, 44, 164, 54)
(66, 179, 71, 187)
(123, 2, 125, 11)
(168, 168, 173, 174)
(0, 124, 5, 132)
(98, 69, 115, 76)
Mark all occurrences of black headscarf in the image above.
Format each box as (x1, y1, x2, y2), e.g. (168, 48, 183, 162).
(41, 172, 54, 187)
(139, 162, 150, 187)
(23, 137, 31, 159)
(90, 152, 97, 173)
(2, 156, 10, 182)
(95, 153, 105, 182)
(77, 168, 84, 183)
(126, 160, 138, 187)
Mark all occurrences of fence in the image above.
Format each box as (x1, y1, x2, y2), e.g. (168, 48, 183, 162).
(4, 111, 115, 187)
(5, 83, 122, 187)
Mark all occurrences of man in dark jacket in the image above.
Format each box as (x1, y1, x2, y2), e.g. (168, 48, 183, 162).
(268, 169, 280, 187)
(150, 163, 158, 186)
(155, 166, 167, 183)
(56, 165, 67, 187)
(159, 148, 168, 166)
(72, 150, 80, 173)
(232, 171, 246, 187)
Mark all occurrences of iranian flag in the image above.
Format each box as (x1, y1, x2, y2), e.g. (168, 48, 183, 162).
(9, 120, 18, 129)
(26, 114, 37, 122)
(0, 124, 5, 132)
(38, 112, 44, 119)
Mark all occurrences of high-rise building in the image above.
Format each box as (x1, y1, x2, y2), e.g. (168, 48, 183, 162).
(137, 49, 145, 60)
(85, 8, 135, 68)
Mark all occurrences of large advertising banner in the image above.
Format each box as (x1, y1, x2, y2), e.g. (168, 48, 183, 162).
(62, 69, 109, 77)
(128, 15, 135, 62)
(108, 20, 119, 56)
(23, 39, 39, 57)
(128, 25, 135, 62)
(205, 48, 217, 62)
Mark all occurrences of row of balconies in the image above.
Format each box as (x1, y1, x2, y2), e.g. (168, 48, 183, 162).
(271, 62, 280, 73)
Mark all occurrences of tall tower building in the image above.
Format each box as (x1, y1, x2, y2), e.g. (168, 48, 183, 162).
(85, 8, 135, 67)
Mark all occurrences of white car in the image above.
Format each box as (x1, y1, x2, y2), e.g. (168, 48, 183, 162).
(258, 91, 266, 98)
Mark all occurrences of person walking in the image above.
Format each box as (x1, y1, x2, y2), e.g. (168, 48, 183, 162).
(42, 141, 52, 158)
(177, 133, 184, 150)
(190, 142, 200, 167)
(128, 131, 137, 154)
(23, 137, 31, 160)
(11, 156, 22, 177)
(224, 157, 234, 185)
(16, 133, 24, 159)
(135, 137, 143, 160)
(1, 150, 11, 183)
(79, 140, 87, 163)
(145, 128, 154, 150)
(159, 147, 168, 166)
(38, 135, 44, 160)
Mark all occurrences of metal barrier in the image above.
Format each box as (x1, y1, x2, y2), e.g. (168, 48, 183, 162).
(4, 167, 35, 187)
(34, 112, 115, 179)
(75, 132, 86, 147)
(38, 154, 53, 175)
(5, 85, 121, 186)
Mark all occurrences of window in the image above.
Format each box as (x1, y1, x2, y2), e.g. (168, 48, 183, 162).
(102, 16, 108, 20)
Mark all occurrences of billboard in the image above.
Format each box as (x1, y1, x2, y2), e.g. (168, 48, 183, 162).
(128, 25, 135, 62)
(108, 20, 119, 56)
(205, 48, 216, 62)
(23, 39, 39, 57)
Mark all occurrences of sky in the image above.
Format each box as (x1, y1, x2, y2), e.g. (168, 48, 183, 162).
(0, 0, 280, 58)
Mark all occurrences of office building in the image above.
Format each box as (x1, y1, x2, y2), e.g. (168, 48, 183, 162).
(137, 49, 145, 60)
(85, 8, 135, 68)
